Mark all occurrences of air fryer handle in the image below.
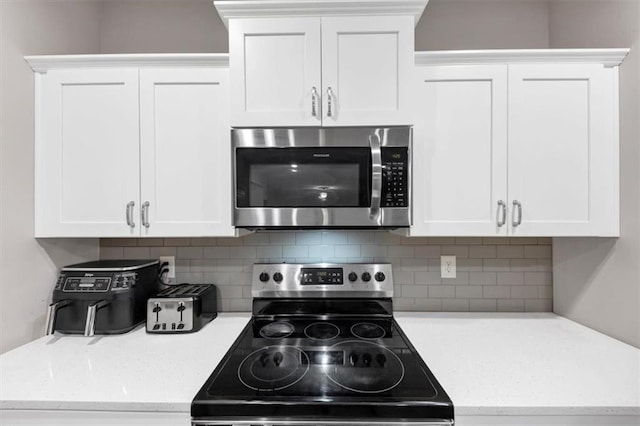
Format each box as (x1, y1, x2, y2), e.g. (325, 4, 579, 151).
(84, 300, 110, 337)
(44, 299, 72, 336)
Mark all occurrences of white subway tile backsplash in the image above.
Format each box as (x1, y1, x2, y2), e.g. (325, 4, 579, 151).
(497, 299, 526, 312)
(347, 231, 375, 244)
(296, 232, 322, 245)
(178, 246, 204, 259)
(283, 245, 309, 258)
(428, 285, 455, 298)
(334, 245, 361, 258)
(100, 231, 552, 313)
(122, 247, 150, 259)
(470, 299, 497, 312)
(203, 246, 230, 259)
(321, 231, 349, 245)
(443, 298, 469, 311)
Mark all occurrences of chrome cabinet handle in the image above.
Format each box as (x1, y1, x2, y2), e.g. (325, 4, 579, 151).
(84, 300, 109, 337)
(311, 87, 318, 117)
(512, 200, 523, 227)
(497, 200, 507, 227)
(142, 201, 150, 228)
(126, 201, 135, 228)
(327, 87, 334, 117)
(44, 299, 72, 336)
(369, 130, 382, 223)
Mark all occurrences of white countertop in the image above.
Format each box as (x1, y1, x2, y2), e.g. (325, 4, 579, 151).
(1, 313, 638, 417)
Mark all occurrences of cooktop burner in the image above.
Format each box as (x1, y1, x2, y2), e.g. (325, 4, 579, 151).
(304, 322, 340, 340)
(351, 322, 386, 339)
(258, 321, 294, 339)
(325, 340, 404, 393)
(192, 263, 453, 425)
(238, 346, 309, 391)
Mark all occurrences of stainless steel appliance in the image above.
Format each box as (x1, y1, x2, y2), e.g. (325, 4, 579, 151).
(233, 127, 411, 229)
(146, 284, 217, 333)
(191, 263, 453, 426)
(45, 260, 161, 336)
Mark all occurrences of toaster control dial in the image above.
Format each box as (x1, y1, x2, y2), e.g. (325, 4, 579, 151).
(259, 272, 270, 282)
(273, 272, 283, 283)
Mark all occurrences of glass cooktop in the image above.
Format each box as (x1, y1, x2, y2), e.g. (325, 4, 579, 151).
(192, 318, 454, 422)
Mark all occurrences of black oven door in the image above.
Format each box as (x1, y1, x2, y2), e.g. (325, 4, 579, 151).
(232, 127, 411, 228)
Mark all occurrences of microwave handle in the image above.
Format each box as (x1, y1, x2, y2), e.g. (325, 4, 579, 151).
(369, 131, 382, 222)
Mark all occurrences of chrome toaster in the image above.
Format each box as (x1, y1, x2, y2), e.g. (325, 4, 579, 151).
(146, 284, 217, 333)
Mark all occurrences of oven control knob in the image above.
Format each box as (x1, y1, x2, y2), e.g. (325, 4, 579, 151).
(273, 272, 284, 283)
(362, 353, 372, 367)
(361, 272, 371, 282)
(348, 272, 358, 282)
(375, 272, 386, 282)
(259, 272, 270, 283)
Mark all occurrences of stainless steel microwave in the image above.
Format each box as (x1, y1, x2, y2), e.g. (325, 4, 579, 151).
(232, 127, 411, 229)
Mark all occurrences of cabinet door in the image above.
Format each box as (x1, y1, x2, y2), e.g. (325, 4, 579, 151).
(36, 69, 140, 237)
(321, 16, 414, 126)
(139, 68, 234, 237)
(412, 65, 508, 236)
(508, 64, 618, 236)
(229, 18, 322, 127)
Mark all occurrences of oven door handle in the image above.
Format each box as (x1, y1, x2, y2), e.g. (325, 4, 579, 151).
(369, 130, 383, 223)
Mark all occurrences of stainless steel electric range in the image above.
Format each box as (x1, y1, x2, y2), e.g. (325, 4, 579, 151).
(192, 263, 453, 426)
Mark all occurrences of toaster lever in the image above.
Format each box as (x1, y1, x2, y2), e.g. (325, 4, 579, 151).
(44, 299, 72, 336)
(84, 300, 110, 337)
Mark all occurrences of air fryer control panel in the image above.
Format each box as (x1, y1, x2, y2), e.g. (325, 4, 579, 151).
(56, 272, 138, 292)
(381, 147, 408, 208)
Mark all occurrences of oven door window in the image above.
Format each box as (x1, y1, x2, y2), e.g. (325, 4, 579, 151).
(236, 147, 371, 208)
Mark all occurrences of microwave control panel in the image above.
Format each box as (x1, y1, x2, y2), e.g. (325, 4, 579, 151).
(381, 147, 408, 207)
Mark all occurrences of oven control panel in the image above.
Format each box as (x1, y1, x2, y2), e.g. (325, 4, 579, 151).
(253, 263, 393, 298)
(381, 147, 408, 208)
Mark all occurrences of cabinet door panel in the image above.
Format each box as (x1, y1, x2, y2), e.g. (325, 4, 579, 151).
(140, 68, 234, 237)
(36, 69, 140, 237)
(229, 18, 321, 126)
(321, 16, 413, 126)
(412, 65, 508, 236)
(508, 64, 617, 236)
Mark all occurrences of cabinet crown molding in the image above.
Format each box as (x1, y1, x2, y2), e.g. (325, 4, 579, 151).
(415, 49, 630, 67)
(24, 54, 229, 73)
(214, 0, 429, 26)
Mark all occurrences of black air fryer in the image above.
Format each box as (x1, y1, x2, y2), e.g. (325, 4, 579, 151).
(45, 260, 161, 336)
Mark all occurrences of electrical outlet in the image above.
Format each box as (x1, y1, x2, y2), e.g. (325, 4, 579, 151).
(159, 256, 175, 279)
(441, 255, 456, 279)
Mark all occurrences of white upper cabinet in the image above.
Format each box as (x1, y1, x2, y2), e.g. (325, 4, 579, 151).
(411, 50, 625, 237)
(229, 15, 414, 127)
(412, 65, 508, 236)
(229, 18, 322, 126)
(36, 69, 140, 237)
(139, 68, 234, 237)
(30, 55, 235, 238)
(508, 64, 618, 236)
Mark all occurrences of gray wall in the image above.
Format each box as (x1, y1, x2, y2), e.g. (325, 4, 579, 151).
(96, 0, 551, 53)
(549, 0, 640, 348)
(416, 0, 549, 50)
(0, 1, 101, 354)
(101, 234, 553, 313)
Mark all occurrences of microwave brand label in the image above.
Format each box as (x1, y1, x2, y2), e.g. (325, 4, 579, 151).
(84, 273, 94, 277)
(313, 153, 330, 158)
